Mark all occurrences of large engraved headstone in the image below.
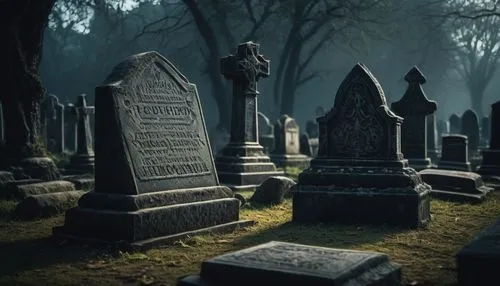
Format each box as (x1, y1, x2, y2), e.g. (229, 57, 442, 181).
(41, 94, 65, 154)
(449, 113, 461, 134)
(270, 114, 311, 169)
(53, 52, 250, 246)
(178, 241, 402, 286)
(438, 135, 471, 172)
(215, 42, 283, 191)
(391, 66, 437, 170)
(257, 112, 275, 154)
(478, 100, 500, 181)
(292, 63, 431, 228)
(461, 109, 480, 157)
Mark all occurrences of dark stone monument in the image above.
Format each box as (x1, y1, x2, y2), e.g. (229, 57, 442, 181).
(214, 42, 283, 191)
(41, 94, 65, 154)
(438, 135, 471, 172)
(391, 66, 437, 170)
(461, 109, 480, 157)
(480, 116, 490, 148)
(449, 113, 461, 134)
(53, 51, 251, 247)
(270, 114, 311, 169)
(65, 94, 95, 174)
(178, 241, 402, 286)
(478, 100, 500, 182)
(427, 113, 439, 162)
(257, 111, 275, 154)
(292, 63, 431, 228)
(64, 102, 77, 153)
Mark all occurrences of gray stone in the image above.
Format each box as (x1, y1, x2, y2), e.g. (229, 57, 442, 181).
(309, 137, 319, 157)
(64, 102, 77, 153)
(391, 66, 437, 170)
(270, 114, 311, 169)
(9, 157, 60, 181)
(41, 93, 65, 154)
(250, 176, 296, 205)
(478, 100, 500, 181)
(299, 133, 313, 156)
(62, 174, 95, 191)
(257, 112, 275, 154)
(461, 109, 480, 157)
(53, 51, 250, 247)
(457, 218, 500, 286)
(449, 113, 461, 134)
(292, 63, 431, 228)
(419, 169, 492, 203)
(0, 171, 14, 188)
(177, 241, 402, 286)
(427, 113, 439, 161)
(5, 180, 75, 200)
(215, 42, 283, 191)
(438, 135, 471, 172)
(14, 190, 86, 220)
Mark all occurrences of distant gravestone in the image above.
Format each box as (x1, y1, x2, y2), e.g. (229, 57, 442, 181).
(41, 94, 65, 154)
(64, 102, 77, 153)
(299, 133, 313, 157)
(449, 114, 461, 134)
(427, 113, 439, 161)
(178, 241, 402, 286)
(215, 42, 283, 191)
(391, 66, 437, 170)
(53, 51, 250, 246)
(270, 114, 311, 169)
(437, 119, 449, 148)
(257, 112, 275, 154)
(438, 135, 471, 172)
(461, 109, 480, 156)
(480, 116, 490, 148)
(478, 100, 500, 181)
(292, 63, 431, 228)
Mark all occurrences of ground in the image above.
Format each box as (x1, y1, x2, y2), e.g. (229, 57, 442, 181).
(1, 171, 500, 286)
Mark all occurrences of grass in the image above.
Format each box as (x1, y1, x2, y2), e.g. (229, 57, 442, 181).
(1, 189, 500, 285)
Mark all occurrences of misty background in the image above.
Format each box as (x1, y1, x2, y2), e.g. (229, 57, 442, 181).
(40, 0, 500, 132)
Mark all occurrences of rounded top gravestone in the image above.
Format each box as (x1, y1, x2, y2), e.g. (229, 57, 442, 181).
(461, 109, 479, 154)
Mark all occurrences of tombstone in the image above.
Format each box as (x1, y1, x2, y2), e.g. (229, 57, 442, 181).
(64, 94, 95, 174)
(478, 100, 500, 181)
(292, 63, 431, 228)
(178, 241, 402, 286)
(438, 135, 471, 172)
(391, 66, 437, 170)
(427, 113, 439, 161)
(257, 112, 275, 154)
(480, 116, 490, 148)
(461, 109, 480, 157)
(88, 105, 96, 148)
(270, 114, 311, 169)
(214, 42, 283, 191)
(449, 113, 461, 134)
(53, 52, 251, 246)
(64, 103, 77, 153)
(41, 94, 65, 154)
(299, 133, 313, 156)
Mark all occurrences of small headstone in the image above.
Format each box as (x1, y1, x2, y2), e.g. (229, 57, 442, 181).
(292, 63, 431, 228)
(53, 51, 251, 247)
(427, 113, 439, 162)
(250, 176, 296, 205)
(480, 116, 490, 148)
(438, 135, 471, 172)
(177, 241, 402, 286)
(215, 42, 283, 191)
(449, 113, 461, 133)
(478, 100, 500, 182)
(270, 114, 311, 169)
(391, 66, 437, 170)
(461, 109, 480, 157)
(257, 112, 275, 154)
(41, 94, 65, 154)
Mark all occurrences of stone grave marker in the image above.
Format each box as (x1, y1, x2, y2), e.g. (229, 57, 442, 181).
(480, 116, 490, 148)
(449, 113, 461, 134)
(438, 134, 471, 172)
(64, 102, 77, 153)
(53, 51, 251, 247)
(478, 100, 500, 183)
(257, 111, 275, 154)
(215, 42, 283, 191)
(41, 93, 65, 154)
(391, 66, 437, 170)
(292, 63, 431, 228)
(427, 113, 439, 161)
(270, 114, 311, 169)
(461, 109, 480, 157)
(178, 241, 402, 286)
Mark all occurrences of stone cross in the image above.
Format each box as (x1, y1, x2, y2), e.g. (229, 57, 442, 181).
(71, 94, 94, 156)
(221, 41, 269, 144)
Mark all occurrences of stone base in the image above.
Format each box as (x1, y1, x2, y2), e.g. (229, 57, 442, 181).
(4, 180, 76, 200)
(407, 157, 433, 171)
(215, 143, 284, 187)
(270, 154, 311, 169)
(65, 154, 95, 175)
(53, 186, 248, 246)
(62, 174, 95, 190)
(438, 160, 471, 172)
(177, 241, 402, 286)
(478, 149, 500, 178)
(457, 218, 500, 286)
(419, 169, 492, 203)
(8, 157, 60, 181)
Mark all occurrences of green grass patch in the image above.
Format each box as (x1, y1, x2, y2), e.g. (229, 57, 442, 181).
(1, 193, 500, 285)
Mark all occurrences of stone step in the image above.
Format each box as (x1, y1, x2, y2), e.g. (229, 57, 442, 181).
(14, 190, 86, 220)
(3, 180, 75, 200)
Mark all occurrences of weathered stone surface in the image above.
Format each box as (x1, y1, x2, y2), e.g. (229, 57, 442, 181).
(461, 109, 480, 157)
(457, 217, 500, 286)
(299, 133, 313, 156)
(4, 180, 76, 200)
(250, 176, 296, 205)
(178, 241, 402, 286)
(292, 63, 431, 228)
(419, 169, 492, 203)
(53, 51, 248, 247)
(438, 135, 471, 172)
(14, 191, 86, 220)
(62, 174, 95, 191)
(478, 100, 500, 181)
(0, 171, 14, 188)
(271, 114, 311, 169)
(9, 157, 60, 181)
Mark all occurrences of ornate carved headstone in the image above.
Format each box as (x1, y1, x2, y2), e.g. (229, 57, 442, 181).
(438, 135, 471, 172)
(257, 112, 275, 154)
(270, 114, 311, 169)
(215, 42, 283, 191)
(461, 109, 480, 157)
(41, 94, 65, 154)
(478, 100, 500, 182)
(292, 63, 431, 228)
(480, 116, 490, 148)
(391, 66, 437, 170)
(53, 52, 250, 246)
(449, 114, 461, 134)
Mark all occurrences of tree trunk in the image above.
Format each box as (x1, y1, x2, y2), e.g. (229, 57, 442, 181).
(279, 42, 302, 116)
(0, 0, 55, 162)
